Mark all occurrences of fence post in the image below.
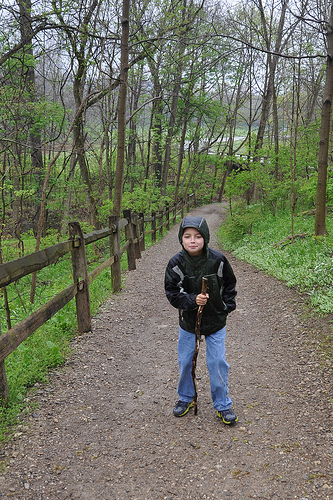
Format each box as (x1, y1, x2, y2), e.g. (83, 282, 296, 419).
(109, 215, 121, 293)
(173, 203, 177, 224)
(123, 209, 136, 271)
(0, 361, 9, 403)
(132, 212, 141, 260)
(165, 203, 170, 231)
(159, 210, 164, 237)
(151, 211, 157, 243)
(69, 221, 92, 333)
(139, 212, 145, 251)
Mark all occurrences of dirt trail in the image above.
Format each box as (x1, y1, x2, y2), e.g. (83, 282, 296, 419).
(0, 203, 332, 499)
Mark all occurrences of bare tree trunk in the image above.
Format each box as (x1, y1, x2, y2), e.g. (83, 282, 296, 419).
(72, 119, 97, 227)
(174, 80, 193, 203)
(151, 97, 163, 184)
(100, 86, 117, 201)
(60, 152, 78, 235)
(113, 0, 130, 217)
(145, 47, 164, 185)
(127, 65, 143, 190)
(17, 0, 44, 231)
(315, 4, 333, 236)
(271, 86, 279, 215)
(161, 44, 185, 194)
(217, 61, 246, 201)
(12, 155, 21, 238)
(254, 0, 289, 157)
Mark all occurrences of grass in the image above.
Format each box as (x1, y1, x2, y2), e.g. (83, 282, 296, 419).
(217, 203, 333, 316)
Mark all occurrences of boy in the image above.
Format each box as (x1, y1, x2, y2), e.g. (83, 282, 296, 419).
(164, 216, 238, 424)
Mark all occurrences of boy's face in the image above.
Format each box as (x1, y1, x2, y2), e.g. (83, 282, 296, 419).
(182, 227, 204, 256)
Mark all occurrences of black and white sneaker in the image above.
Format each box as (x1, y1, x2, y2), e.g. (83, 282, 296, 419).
(217, 408, 238, 425)
(173, 400, 194, 417)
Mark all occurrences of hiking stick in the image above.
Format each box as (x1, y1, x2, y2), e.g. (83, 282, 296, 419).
(191, 277, 208, 415)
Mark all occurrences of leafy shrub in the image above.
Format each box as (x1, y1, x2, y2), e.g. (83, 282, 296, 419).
(122, 180, 162, 213)
(218, 203, 262, 247)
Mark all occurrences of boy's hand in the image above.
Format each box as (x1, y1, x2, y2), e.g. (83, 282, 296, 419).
(196, 293, 209, 306)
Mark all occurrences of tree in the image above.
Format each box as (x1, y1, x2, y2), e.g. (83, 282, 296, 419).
(113, 0, 130, 217)
(315, 2, 333, 236)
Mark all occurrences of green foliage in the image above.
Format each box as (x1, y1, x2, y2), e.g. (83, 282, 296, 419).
(223, 127, 328, 216)
(189, 154, 224, 205)
(298, 175, 318, 209)
(218, 203, 263, 245)
(98, 199, 114, 224)
(0, 401, 25, 448)
(296, 121, 320, 173)
(218, 203, 333, 315)
(326, 174, 333, 205)
(28, 100, 64, 136)
(224, 168, 254, 201)
(122, 180, 162, 213)
(0, 84, 64, 142)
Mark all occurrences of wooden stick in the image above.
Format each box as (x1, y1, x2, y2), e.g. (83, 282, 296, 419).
(191, 277, 208, 415)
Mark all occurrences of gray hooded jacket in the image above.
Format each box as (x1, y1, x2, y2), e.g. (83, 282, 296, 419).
(165, 216, 237, 336)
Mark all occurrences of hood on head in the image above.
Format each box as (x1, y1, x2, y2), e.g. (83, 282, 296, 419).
(178, 216, 210, 245)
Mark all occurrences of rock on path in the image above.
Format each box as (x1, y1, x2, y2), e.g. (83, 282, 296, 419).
(0, 203, 332, 499)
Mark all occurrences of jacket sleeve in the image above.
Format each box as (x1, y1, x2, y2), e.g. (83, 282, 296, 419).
(165, 259, 197, 311)
(222, 258, 237, 313)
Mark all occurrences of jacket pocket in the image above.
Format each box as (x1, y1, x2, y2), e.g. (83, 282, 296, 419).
(204, 274, 228, 312)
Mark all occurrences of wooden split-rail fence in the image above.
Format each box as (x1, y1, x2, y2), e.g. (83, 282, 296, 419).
(0, 195, 196, 401)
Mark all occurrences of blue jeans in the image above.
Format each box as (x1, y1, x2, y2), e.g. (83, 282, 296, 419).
(177, 326, 232, 411)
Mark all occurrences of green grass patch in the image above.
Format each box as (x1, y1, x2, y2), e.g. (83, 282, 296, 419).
(218, 204, 333, 315)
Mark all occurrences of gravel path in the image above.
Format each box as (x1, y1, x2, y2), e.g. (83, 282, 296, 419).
(0, 203, 332, 499)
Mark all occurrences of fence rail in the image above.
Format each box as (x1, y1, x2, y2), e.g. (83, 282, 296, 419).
(0, 195, 196, 400)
